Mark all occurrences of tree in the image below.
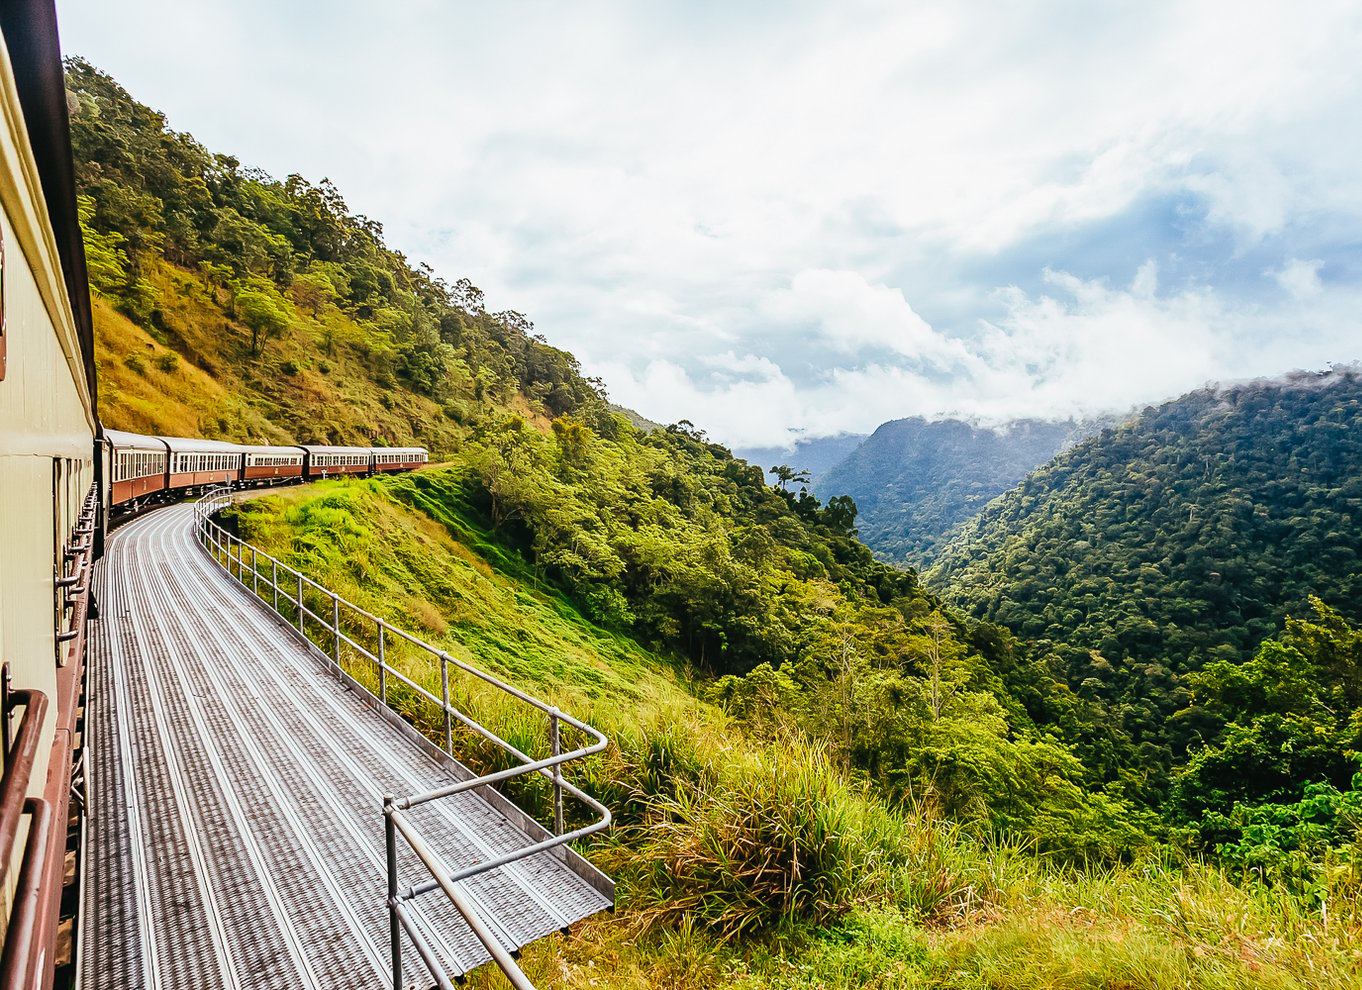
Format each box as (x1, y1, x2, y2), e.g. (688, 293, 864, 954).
(770, 465, 811, 491)
(235, 289, 289, 354)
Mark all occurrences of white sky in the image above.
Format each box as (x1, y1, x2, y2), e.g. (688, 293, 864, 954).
(58, 0, 1362, 448)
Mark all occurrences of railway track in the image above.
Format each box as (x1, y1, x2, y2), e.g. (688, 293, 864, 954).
(81, 504, 611, 988)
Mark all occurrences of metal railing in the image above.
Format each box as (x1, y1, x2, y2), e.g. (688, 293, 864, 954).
(192, 489, 612, 989)
(2, 482, 98, 989)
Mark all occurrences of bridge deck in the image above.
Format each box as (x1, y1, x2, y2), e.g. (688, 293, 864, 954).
(81, 503, 610, 989)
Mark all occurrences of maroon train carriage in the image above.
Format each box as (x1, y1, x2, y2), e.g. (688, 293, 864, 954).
(105, 429, 170, 506)
(165, 436, 247, 491)
(300, 444, 374, 478)
(242, 444, 306, 484)
(373, 446, 429, 472)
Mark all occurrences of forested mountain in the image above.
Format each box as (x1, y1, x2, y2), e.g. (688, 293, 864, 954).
(815, 416, 1104, 567)
(71, 54, 1131, 845)
(930, 370, 1362, 670)
(67, 57, 598, 448)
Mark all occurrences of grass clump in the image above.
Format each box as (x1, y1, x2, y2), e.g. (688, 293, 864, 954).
(617, 741, 971, 941)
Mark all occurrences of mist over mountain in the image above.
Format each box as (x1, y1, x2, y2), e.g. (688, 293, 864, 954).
(814, 416, 1108, 568)
(732, 433, 868, 486)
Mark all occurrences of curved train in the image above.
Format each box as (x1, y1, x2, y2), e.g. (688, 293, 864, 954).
(105, 429, 428, 514)
(0, 7, 426, 987)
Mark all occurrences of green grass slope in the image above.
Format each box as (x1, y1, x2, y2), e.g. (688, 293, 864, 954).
(231, 472, 1362, 990)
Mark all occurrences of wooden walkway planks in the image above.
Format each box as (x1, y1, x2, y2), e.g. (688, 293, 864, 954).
(81, 503, 610, 989)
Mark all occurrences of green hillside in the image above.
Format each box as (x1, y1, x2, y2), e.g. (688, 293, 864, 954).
(815, 417, 1104, 567)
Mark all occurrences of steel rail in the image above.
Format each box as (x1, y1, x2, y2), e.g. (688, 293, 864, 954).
(0, 796, 54, 989)
(192, 488, 612, 989)
(0, 677, 50, 890)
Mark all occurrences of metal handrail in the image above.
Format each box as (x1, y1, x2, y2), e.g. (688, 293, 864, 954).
(192, 489, 612, 989)
(0, 796, 54, 988)
(1, 668, 50, 890)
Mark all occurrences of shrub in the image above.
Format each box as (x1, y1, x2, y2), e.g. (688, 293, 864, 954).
(154, 351, 178, 374)
(623, 742, 908, 938)
(123, 354, 146, 375)
(281, 360, 299, 376)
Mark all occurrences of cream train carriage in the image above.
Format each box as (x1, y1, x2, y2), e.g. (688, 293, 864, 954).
(0, 2, 99, 986)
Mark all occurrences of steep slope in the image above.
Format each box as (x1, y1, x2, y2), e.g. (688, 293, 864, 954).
(68, 57, 598, 448)
(929, 369, 1362, 673)
(816, 417, 1103, 567)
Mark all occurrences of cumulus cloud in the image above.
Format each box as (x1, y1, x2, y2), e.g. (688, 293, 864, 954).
(602, 263, 1362, 445)
(1271, 258, 1325, 299)
(58, 0, 1362, 447)
(771, 270, 971, 367)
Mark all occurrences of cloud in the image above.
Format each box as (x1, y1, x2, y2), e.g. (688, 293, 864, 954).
(606, 262, 1362, 445)
(56, 0, 1362, 447)
(771, 270, 971, 367)
(1271, 258, 1325, 299)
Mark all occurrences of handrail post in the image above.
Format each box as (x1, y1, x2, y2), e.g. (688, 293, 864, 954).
(252, 547, 259, 597)
(550, 709, 563, 836)
(297, 573, 305, 634)
(440, 654, 452, 754)
(332, 593, 342, 672)
(384, 796, 402, 990)
(378, 620, 387, 705)
(272, 559, 279, 613)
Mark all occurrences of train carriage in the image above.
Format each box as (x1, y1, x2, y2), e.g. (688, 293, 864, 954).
(0, 5, 439, 983)
(242, 443, 305, 483)
(164, 436, 247, 490)
(373, 446, 429, 472)
(104, 429, 169, 506)
(0, 4, 99, 984)
(300, 444, 373, 478)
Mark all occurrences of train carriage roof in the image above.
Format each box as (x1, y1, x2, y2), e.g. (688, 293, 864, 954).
(297, 444, 374, 455)
(241, 444, 307, 457)
(161, 436, 250, 455)
(103, 429, 169, 450)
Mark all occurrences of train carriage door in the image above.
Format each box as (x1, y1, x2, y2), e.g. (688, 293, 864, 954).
(52, 456, 80, 658)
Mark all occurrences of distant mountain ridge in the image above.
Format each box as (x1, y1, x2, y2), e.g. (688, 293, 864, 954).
(814, 416, 1107, 567)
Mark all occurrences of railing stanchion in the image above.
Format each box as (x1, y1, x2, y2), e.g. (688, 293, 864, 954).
(297, 573, 305, 634)
(378, 620, 387, 705)
(385, 797, 402, 990)
(272, 558, 279, 613)
(551, 709, 563, 836)
(252, 547, 259, 597)
(333, 593, 342, 672)
(440, 654, 452, 754)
